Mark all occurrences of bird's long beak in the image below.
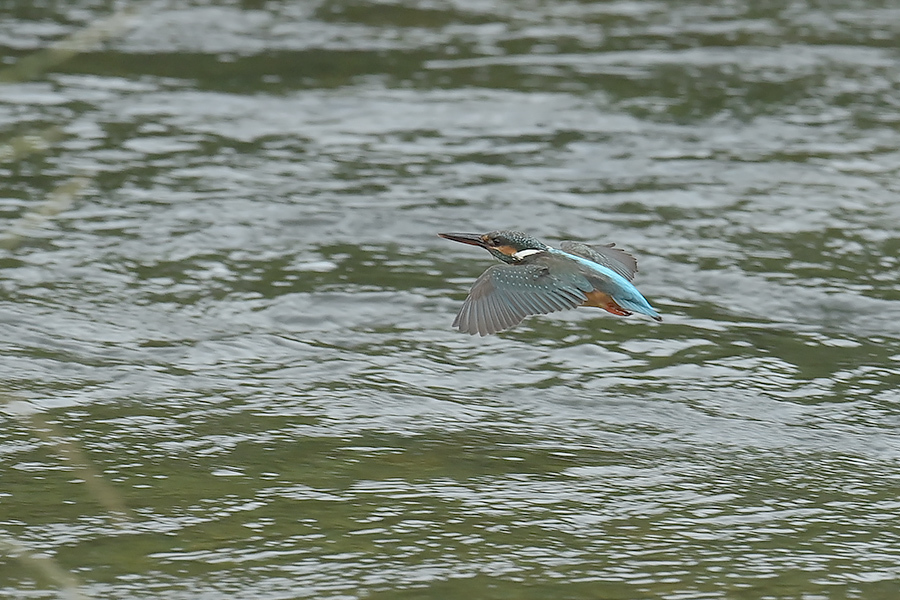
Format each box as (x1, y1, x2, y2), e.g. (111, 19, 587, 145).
(438, 232, 487, 248)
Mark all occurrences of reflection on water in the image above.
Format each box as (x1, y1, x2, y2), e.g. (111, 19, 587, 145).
(1, 0, 899, 598)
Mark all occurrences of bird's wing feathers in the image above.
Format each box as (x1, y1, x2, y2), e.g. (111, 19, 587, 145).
(559, 241, 638, 281)
(453, 262, 590, 336)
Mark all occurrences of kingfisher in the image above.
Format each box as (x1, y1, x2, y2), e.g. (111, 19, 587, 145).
(438, 230, 662, 336)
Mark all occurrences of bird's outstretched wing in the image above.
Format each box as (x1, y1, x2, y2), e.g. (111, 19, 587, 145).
(559, 241, 638, 281)
(453, 262, 590, 336)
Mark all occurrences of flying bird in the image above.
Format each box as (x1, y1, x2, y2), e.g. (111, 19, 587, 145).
(438, 230, 661, 336)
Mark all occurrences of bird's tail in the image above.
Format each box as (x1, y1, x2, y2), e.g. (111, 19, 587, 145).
(615, 296, 662, 322)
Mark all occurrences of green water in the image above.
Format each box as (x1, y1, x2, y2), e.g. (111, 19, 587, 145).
(1, 1, 899, 598)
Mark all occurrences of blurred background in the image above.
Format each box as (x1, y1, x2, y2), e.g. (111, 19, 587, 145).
(1, 0, 899, 598)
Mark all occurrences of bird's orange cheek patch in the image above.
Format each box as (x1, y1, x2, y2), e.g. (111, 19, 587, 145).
(494, 245, 518, 256)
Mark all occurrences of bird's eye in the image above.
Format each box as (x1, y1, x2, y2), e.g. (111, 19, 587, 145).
(489, 237, 501, 246)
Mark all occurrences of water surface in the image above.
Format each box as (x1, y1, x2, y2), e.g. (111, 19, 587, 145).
(1, 1, 899, 598)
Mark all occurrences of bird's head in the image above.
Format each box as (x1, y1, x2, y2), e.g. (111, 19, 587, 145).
(438, 230, 548, 263)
